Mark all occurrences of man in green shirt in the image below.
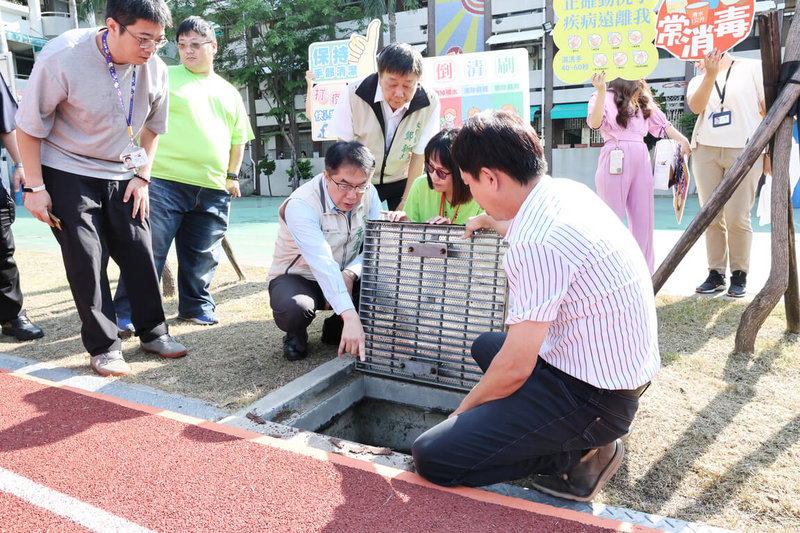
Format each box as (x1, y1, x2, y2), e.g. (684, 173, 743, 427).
(115, 15, 254, 328)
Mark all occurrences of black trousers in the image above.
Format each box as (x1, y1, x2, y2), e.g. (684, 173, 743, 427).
(268, 273, 360, 334)
(0, 187, 22, 322)
(412, 331, 639, 487)
(374, 179, 407, 211)
(43, 166, 168, 355)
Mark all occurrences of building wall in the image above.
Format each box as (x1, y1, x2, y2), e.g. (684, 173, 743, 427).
(254, 2, 779, 191)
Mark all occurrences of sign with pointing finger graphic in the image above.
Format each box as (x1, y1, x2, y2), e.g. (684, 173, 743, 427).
(308, 19, 381, 141)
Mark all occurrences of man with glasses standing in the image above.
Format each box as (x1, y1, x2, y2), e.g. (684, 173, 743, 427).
(15, 0, 187, 376)
(268, 141, 380, 361)
(114, 16, 253, 330)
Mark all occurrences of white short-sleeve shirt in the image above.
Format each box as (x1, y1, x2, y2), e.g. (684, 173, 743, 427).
(504, 176, 661, 390)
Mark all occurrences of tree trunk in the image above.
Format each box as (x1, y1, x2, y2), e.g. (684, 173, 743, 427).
(68, 0, 78, 29)
(735, 118, 793, 352)
(735, 10, 800, 351)
(388, 8, 396, 43)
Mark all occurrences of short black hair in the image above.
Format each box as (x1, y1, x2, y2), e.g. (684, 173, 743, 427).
(106, 0, 172, 28)
(452, 110, 547, 185)
(177, 16, 216, 42)
(424, 129, 473, 206)
(377, 43, 423, 77)
(325, 141, 376, 177)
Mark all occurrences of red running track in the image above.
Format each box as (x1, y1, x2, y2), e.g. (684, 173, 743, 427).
(0, 370, 658, 532)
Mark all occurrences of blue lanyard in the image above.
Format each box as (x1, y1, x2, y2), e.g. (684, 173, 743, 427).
(101, 29, 137, 144)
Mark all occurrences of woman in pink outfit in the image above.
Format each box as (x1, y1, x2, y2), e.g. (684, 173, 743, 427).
(588, 73, 690, 273)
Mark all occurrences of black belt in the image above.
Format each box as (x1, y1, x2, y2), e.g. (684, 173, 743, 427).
(541, 359, 650, 398)
(606, 382, 651, 398)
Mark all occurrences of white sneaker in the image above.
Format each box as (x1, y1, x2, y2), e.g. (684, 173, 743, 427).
(90, 350, 131, 376)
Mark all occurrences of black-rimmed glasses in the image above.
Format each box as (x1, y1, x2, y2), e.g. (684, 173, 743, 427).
(119, 24, 168, 50)
(328, 175, 369, 193)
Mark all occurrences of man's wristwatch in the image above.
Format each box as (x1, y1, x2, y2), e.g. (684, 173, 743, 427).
(22, 184, 46, 193)
(226, 172, 239, 181)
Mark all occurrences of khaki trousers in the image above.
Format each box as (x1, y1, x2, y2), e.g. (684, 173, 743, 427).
(692, 144, 763, 274)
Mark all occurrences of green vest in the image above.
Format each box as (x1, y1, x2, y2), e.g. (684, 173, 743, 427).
(349, 73, 438, 185)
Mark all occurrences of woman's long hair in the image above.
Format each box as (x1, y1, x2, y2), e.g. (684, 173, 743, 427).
(425, 128, 473, 206)
(608, 78, 658, 129)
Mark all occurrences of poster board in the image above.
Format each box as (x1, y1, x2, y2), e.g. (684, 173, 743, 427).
(307, 20, 381, 141)
(308, 36, 530, 140)
(655, 0, 755, 60)
(420, 48, 530, 130)
(552, 0, 659, 83)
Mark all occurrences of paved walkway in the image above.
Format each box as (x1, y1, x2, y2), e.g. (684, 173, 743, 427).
(0, 368, 654, 533)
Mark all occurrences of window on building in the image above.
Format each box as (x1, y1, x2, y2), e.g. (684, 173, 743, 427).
(562, 117, 584, 146)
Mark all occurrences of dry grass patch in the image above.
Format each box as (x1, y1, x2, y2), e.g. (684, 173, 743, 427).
(6, 251, 800, 531)
(6, 250, 337, 410)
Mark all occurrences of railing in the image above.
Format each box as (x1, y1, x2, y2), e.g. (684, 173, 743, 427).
(40, 11, 72, 38)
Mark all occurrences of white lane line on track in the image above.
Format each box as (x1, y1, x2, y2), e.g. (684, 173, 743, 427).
(0, 467, 155, 533)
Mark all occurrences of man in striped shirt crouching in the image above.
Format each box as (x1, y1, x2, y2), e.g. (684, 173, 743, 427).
(411, 110, 660, 502)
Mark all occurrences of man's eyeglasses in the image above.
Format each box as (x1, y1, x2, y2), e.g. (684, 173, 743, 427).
(425, 163, 452, 180)
(328, 175, 369, 194)
(119, 24, 168, 51)
(177, 41, 213, 51)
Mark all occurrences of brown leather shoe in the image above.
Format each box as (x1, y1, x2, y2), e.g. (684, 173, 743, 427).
(532, 439, 624, 502)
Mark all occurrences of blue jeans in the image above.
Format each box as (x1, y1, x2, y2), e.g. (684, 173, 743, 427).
(114, 177, 231, 320)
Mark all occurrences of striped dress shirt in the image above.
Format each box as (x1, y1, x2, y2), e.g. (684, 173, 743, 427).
(504, 176, 660, 390)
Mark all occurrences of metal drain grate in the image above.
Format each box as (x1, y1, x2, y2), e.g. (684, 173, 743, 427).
(357, 221, 508, 391)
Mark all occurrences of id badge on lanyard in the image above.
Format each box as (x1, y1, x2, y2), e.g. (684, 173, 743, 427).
(121, 146, 148, 169)
(101, 30, 149, 170)
(709, 62, 734, 129)
(609, 149, 624, 175)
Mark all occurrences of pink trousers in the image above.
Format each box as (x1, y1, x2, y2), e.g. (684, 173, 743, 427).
(595, 140, 655, 273)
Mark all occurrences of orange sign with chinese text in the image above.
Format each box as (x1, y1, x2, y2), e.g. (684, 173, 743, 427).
(655, 0, 755, 60)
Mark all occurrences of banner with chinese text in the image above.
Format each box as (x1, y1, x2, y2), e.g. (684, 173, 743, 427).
(655, 0, 755, 60)
(421, 48, 530, 129)
(308, 46, 530, 140)
(552, 0, 659, 83)
(434, 0, 486, 56)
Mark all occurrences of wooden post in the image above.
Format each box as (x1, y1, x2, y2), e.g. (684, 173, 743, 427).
(222, 236, 247, 281)
(735, 10, 800, 351)
(735, 117, 793, 352)
(748, 9, 800, 341)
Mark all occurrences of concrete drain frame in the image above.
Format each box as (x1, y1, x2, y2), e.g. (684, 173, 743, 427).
(228, 222, 509, 467)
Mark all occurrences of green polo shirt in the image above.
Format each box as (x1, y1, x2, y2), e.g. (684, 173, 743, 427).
(151, 65, 254, 190)
(403, 176, 484, 224)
